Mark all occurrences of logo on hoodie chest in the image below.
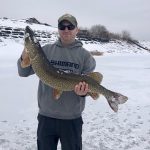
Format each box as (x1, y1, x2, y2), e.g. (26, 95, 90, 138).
(50, 60, 80, 73)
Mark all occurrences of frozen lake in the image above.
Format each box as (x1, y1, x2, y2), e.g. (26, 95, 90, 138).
(0, 53, 150, 150)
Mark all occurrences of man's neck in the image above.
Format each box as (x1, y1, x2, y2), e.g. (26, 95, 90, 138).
(60, 39, 75, 47)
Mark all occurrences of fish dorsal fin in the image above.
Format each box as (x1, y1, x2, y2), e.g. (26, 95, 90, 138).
(88, 72, 103, 83)
(52, 89, 63, 100)
(87, 72, 103, 100)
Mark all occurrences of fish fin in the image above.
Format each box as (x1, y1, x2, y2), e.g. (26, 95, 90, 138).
(105, 92, 128, 112)
(52, 89, 63, 100)
(88, 92, 100, 100)
(88, 72, 103, 83)
(88, 72, 103, 100)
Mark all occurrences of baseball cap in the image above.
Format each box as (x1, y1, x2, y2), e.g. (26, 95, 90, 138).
(58, 14, 78, 26)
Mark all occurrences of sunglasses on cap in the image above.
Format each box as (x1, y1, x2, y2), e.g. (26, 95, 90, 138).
(58, 24, 76, 30)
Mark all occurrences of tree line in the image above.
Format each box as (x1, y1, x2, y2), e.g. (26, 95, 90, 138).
(77, 24, 136, 42)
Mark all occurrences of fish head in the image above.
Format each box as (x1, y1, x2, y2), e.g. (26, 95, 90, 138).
(24, 26, 40, 59)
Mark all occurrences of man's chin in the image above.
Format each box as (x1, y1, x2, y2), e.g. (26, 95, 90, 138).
(63, 36, 71, 41)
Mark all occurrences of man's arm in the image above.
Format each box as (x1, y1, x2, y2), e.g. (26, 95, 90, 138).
(74, 51, 96, 96)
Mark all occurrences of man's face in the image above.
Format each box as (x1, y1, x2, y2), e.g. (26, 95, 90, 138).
(58, 21, 78, 45)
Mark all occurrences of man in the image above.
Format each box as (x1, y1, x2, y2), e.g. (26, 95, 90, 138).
(17, 14, 96, 150)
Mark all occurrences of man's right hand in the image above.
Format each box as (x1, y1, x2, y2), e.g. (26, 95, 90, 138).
(21, 48, 31, 68)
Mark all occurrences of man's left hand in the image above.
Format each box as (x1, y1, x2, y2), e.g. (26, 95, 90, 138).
(74, 82, 89, 96)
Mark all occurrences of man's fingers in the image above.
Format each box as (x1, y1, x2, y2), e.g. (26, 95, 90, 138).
(22, 48, 28, 57)
(80, 82, 87, 92)
(74, 82, 89, 96)
(21, 47, 31, 68)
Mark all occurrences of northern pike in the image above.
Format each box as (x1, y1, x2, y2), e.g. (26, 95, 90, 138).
(24, 26, 128, 112)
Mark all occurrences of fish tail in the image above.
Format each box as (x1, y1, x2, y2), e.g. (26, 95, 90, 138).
(105, 91, 128, 112)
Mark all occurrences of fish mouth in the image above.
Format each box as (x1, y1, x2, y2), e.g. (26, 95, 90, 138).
(25, 26, 38, 44)
(25, 26, 33, 36)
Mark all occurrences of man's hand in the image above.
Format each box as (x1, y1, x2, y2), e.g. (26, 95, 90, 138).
(21, 48, 31, 68)
(74, 82, 89, 96)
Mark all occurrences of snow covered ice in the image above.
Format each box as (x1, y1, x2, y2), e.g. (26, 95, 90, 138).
(0, 18, 150, 150)
(0, 40, 150, 150)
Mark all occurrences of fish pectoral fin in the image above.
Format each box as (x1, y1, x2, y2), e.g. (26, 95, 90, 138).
(88, 72, 103, 84)
(52, 89, 63, 100)
(88, 92, 100, 100)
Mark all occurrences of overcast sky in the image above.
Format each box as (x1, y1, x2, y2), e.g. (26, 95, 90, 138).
(0, 0, 150, 40)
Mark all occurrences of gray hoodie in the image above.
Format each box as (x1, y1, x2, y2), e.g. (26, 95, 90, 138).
(17, 39, 96, 119)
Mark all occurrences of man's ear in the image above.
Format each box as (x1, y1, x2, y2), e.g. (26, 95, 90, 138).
(76, 27, 79, 34)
